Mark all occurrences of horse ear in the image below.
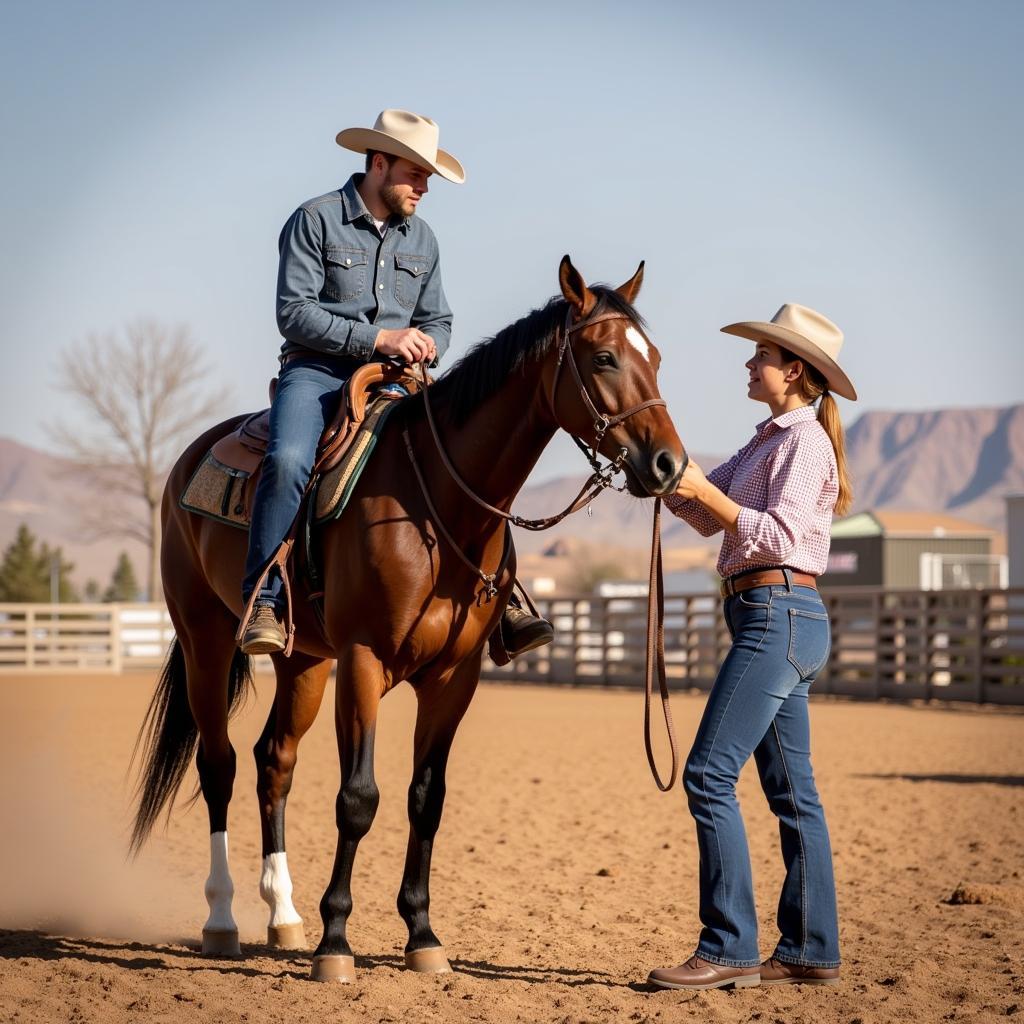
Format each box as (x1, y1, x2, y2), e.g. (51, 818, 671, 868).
(616, 261, 645, 304)
(559, 255, 596, 316)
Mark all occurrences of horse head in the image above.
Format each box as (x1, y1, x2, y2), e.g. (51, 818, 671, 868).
(549, 255, 687, 498)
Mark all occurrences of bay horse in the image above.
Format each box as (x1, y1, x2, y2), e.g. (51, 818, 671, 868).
(131, 256, 686, 981)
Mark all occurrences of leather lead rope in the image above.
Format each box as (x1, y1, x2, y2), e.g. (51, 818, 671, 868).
(644, 498, 679, 791)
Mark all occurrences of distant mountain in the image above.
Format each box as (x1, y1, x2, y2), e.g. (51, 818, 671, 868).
(843, 404, 1023, 529)
(1, 403, 1018, 591)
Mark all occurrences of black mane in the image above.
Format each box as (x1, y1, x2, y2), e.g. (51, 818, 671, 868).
(427, 286, 646, 426)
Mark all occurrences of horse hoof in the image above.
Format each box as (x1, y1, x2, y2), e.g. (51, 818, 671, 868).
(405, 946, 452, 973)
(267, 922, 307, 949)
(310, 954, 356, 983)
(202, 928, 241, 957)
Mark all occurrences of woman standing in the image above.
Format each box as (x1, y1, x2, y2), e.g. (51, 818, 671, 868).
(648, 303, 856, 991)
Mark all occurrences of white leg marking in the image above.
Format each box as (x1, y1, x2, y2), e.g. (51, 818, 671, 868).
(260, 852, 303, 927)
(625, 325, 651, 361)
(204, 831, 238, 932)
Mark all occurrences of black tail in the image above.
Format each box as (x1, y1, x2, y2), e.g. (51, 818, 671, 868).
(129, 638, 252, 856)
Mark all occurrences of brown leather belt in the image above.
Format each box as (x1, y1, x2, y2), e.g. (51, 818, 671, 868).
(278, 351, 363, 368)
(720, 569, 818, 599)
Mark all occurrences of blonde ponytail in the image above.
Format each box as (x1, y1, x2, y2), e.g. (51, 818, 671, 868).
(816, 391, 853, 516)
(780, 346, 854, 516)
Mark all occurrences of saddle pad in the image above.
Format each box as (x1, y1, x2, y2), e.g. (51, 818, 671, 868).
(313, 396, 399, 524)
(179, 453, 253, 530)
(179, 394, 400, 531)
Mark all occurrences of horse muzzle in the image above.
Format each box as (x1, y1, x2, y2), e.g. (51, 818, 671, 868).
(622, 446, 688, 498)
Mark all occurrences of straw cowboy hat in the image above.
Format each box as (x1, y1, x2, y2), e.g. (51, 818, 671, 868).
(721, 303, 857, 400)
(336, 109, 465, 184)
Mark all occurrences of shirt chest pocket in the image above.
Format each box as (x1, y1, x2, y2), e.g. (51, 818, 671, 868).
(394, 253, 431, 309)
(323, 247, 368, 302)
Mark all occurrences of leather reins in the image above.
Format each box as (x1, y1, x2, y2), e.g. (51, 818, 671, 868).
(402, 303, 680, 791)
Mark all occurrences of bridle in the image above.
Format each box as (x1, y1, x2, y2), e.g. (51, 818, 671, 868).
(549, 306, 667, 474)
(401, 300, 680, 791)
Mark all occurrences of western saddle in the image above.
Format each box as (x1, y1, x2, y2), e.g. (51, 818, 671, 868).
(211, 360, 425, 484)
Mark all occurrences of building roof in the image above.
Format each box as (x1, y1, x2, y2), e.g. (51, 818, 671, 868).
(831, 510, 996, 539)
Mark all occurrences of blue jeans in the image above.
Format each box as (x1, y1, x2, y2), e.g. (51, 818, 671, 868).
(242, 356, 350, 609)
(683, 579, 840, 969)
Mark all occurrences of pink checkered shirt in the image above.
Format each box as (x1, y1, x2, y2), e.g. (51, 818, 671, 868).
(666, 405, 838, 578)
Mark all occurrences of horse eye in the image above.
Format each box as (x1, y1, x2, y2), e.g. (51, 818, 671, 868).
(594, 352, 617, 369)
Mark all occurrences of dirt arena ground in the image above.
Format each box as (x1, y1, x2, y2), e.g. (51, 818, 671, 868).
(0, 671, 1021, 1024)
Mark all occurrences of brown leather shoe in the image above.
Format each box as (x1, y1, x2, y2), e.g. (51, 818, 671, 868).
(240, 604, 286, 655)
(648, 954, 761, 991)
(760, 956, 840, 986)
(500, 603, 554, 658)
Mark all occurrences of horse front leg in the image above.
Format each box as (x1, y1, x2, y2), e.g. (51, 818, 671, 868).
(398, 652, 481, 973)
(310, 647, 383, 983)
(253, 650, 333, 950)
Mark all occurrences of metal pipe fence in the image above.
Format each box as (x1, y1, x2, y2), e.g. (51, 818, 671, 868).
(2, 588, 1022, 704)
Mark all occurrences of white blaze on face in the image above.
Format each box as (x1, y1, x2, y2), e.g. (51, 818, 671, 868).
(625, 326, 651, 362)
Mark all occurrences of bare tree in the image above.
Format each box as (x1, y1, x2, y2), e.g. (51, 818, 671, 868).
(49, 321, 229, 601)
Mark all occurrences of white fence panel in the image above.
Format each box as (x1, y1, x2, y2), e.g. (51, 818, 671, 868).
(0, 603, 173, 673)
(0, 603, 276, 675)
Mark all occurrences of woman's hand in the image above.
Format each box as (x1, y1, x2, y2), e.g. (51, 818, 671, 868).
(674, 460, 741, 533)
(675, 460, 707, 501)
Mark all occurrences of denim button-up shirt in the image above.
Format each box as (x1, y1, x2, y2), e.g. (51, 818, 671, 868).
(276, 174, 453, 367)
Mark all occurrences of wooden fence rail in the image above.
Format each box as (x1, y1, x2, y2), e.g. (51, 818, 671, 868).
(2, 589, 1022, 704)
(481, 587, 1024, 705)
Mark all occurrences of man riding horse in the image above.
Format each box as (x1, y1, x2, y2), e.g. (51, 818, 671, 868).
(240, 109, 552, 657)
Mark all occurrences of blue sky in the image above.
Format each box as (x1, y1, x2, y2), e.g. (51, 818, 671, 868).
(1, 0, 1021, 481)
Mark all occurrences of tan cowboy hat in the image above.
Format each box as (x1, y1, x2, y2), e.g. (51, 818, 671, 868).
(336, 109, 465, 184)
(721, 303, 857, 401)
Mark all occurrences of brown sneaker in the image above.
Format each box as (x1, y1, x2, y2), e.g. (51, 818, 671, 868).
(500, 603, 554, 658)
(759, 956, 840, 986)
(240, 604, 286, 655)
(648, 954, 761, 991)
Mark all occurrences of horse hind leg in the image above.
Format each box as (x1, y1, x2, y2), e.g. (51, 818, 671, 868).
(398, 653, 482, 973)
(131, 597, 251, 955)
(178, 603, 253, 957)
(253, 650, 333, 950)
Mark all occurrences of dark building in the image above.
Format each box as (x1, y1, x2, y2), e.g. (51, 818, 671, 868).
(821, 510, 1000, 589)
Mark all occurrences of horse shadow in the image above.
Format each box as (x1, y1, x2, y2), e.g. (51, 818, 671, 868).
(0, 929, 308, 980)
(0, 930, 646, 989)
